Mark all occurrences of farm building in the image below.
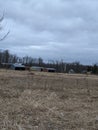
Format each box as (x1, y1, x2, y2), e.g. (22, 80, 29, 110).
(30, 66, 56, 72)
(30, 66, 44, 71)
(11, 63, 25, 70)
(44, 68, 56, 72)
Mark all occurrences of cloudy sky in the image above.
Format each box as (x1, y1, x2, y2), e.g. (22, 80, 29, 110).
(0, 0, 98, 64)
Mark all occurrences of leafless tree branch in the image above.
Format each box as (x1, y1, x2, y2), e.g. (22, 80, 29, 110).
(0, 12, 9, 41)
(0, 12, 4, 22)
(0, 30, 10, 41)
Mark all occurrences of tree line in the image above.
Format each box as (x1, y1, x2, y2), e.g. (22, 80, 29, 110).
(0, 49, 98, 74)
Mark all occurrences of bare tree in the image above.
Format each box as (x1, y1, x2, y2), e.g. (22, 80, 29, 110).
(0, 13, 10, 41)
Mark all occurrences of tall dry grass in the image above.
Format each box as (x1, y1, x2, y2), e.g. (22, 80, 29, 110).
(0, 69, 98, 129)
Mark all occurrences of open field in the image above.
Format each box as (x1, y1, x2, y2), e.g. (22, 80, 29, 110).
(0, 69, 98, 130)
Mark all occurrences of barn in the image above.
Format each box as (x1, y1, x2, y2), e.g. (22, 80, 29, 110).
(30, 66, 56, 72)
(11, 63, 25, 70)
(45, 68, 56, 72)
(30, 66, 44, 72)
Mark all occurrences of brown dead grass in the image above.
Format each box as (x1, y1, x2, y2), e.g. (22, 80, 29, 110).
(0, 69, 98, 130)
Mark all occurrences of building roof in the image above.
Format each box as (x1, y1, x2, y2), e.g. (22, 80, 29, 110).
(12, 63, 25, 68)
(31, 66, 44, 69)
(46, 68, 56, 70)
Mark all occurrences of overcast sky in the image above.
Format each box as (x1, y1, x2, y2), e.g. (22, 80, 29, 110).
(0, 0, 98, 64)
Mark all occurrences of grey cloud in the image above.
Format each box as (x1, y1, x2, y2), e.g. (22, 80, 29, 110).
(0, 0, 98, 64)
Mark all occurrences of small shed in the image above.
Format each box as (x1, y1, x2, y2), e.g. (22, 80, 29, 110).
(11, 63, 25, 70)
(68, 69, 75, 74)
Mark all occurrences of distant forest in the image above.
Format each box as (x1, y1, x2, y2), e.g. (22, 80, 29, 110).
(0, 49, 98, 74)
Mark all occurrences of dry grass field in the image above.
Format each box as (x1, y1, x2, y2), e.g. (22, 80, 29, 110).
(0, 69, 98, 130)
